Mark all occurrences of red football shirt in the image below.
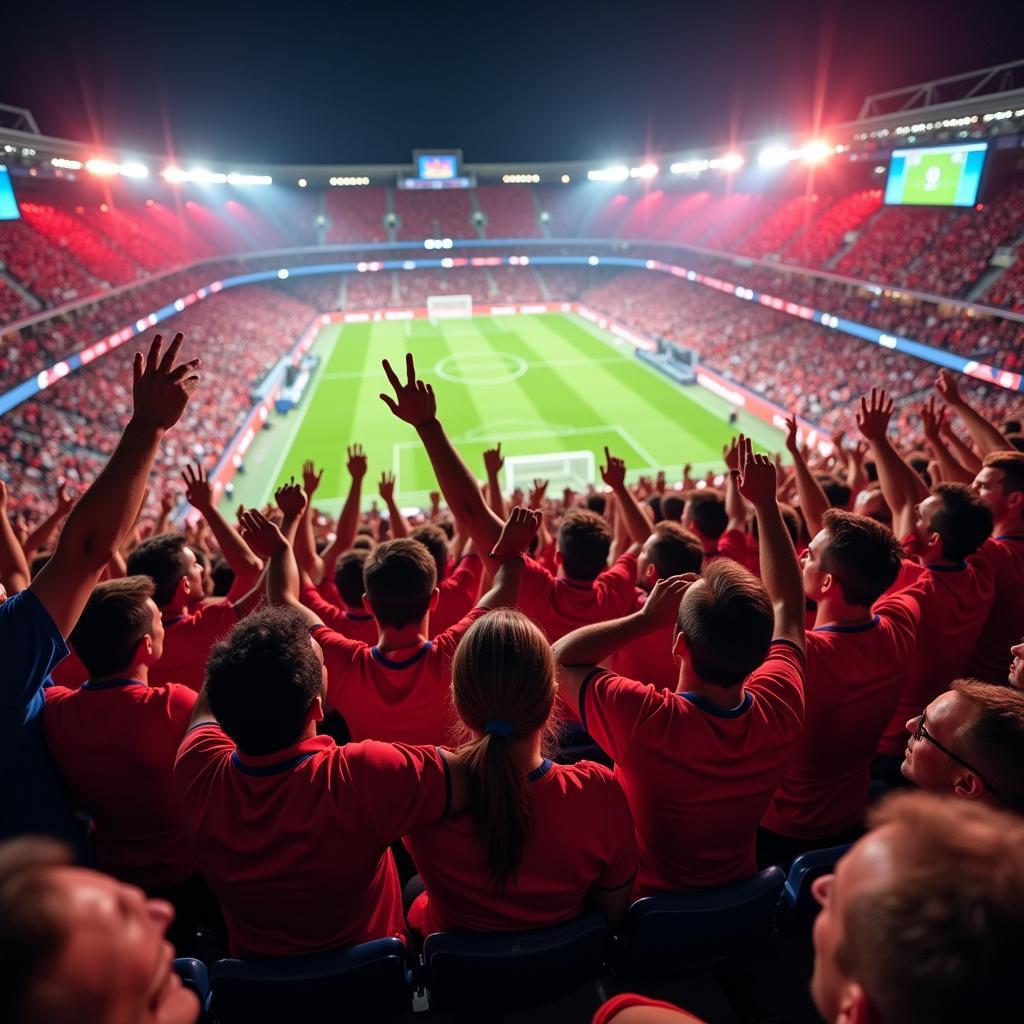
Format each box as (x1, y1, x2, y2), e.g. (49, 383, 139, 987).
(964, 536, 1024, 683)
(762, 594, 919, 839)
(300, 581, 378, 645)
(876, 558, 995, 755)
(606, 591, 679, 691)
(43, 678, 197, 887)
(430, 555, 484, 638)
(48, 647, 88, 688)
(404, 758, 637, 934)
(174, 726, 452, 957)
(518, 552, 638, 643)
(313, 607, 489, 746)
(152, 603, 238, 691)
(580, 641, 805, 893)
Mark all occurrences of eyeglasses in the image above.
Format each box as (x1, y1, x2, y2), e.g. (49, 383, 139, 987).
(913, 711, 1000, 798)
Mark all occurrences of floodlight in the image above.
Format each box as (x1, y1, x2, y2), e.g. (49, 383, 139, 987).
(800, 141, 832, 164)
(587, 165, 629, 182)
(757, 145, 792, 168)
(629, 163, 658, 179)
(670, 159, 710, 175)
(297, 178, 308, 187)
(119, 162, 149, 179)
(561, 174, 571, 183)
(711, 153, 745, 172)
(85, 158, 120, 177)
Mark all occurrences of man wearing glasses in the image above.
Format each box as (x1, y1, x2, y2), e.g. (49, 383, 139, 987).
(902, 679, 1024, 813)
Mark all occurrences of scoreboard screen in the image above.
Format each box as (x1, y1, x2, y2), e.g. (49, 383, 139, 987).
(416, 153, 458, 180)
(884, 142, 987, 207)
(400, 149, 472, 190)
(0, 166, 20, 220)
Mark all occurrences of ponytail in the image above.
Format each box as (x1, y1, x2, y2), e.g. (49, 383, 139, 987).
(451, 609, 557, 889)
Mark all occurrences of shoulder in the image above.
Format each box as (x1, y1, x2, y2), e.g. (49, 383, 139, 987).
(749, 639, 806, 687)
(42, 684, 76, 709)
(177, 722, 233, 761)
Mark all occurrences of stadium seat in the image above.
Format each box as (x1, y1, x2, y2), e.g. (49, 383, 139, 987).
(615, 867, 786, 980)
(173, 957, 210, 1008)
(777, 844, 852, 934)
(422, 909, 608, 1012)
(209, 937, 412, 1023)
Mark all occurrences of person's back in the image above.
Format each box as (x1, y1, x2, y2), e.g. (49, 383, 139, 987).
(405, 610, 637, 933)
(174, 606, 460, 957)
(301, 549, 378, 645)
(762, 511, 916, 850)
(43, 577, 197, 888)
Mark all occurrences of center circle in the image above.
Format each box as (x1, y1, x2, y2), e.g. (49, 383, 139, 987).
(434, 351, 528, 385)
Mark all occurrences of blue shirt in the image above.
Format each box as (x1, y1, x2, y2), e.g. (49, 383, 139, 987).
(0, 589, 81, 845)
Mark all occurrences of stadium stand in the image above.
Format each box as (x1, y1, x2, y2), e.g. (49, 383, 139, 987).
(394, 187, 476, 241)
(476, 185, 540, 237)
(781, 188, 884, 268)
(324, 187, 389, 243)
(0, 217, 101, 306)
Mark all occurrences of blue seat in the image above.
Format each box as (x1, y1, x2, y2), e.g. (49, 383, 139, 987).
(209, 937, 412, 1023)
(616, 866, 786, 979)
(423, 909, 608, 1012)
(778, 844, 852, 934)
(173, 957, 209, 1007)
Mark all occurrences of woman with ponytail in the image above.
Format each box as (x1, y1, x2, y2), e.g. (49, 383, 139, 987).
(404, 607, 637, 935)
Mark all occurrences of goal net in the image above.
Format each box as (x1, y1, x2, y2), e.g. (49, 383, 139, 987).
(427, 293, 473, 324)
(505, 450, 597, 493)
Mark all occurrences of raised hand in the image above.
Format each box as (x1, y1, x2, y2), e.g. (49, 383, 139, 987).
(302, 459, 324, 497)
(856, 387, 894, 441)
(380, 353, 437, 427)
(483, 445, 504, 476)
(0, 479, 7, 512)
(239, 508, 288, 559)
(55, 482, 75, 517)
(181, 463, 213, 511)
(919, 395, 948, 441)
(935, 368, 963, 408)
(159, 491, 176, 516)
(655, 470, 666, 494)
(528, 478, 549, 509)
(490, 506, 542, 558)
(723, 435, 742, 472)
(379, 470, 396, 503)
(274, 478, 307, 519)
(735, 436, 777, 508)
(784, 414, 801, 455)
(849, 440, 868, 468)
(346, 444, 367, 480)
(600, 447, 627, 490)
(563, 486, 576, 509)
(640, 574, 699, 627)
(131, 332, 201, 431)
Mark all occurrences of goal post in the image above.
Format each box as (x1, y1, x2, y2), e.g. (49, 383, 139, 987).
(505, 450, 597, 492)
(427, 293, 473, 324)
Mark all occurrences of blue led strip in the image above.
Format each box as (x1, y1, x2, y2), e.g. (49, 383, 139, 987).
(2, 253, 1020, 419)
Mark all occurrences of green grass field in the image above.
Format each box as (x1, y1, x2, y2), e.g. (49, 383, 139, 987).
(227, 313, 785, 514)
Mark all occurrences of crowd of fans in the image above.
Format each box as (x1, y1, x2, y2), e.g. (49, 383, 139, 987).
(3, 323, 1024, 1023)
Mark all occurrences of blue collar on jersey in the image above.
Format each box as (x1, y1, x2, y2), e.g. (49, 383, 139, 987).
(528, 759, 554, 781)
(370, 642, 433, 669)
(813, 615, 880, 634)
(81, 677, 147, 691)
(679, 691, 752, 718)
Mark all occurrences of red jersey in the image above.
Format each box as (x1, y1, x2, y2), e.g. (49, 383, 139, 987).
(518, 552, 638, 643)
(43, 678, 197, 887)
(965, 536, 1024, 683)
(404, 759, 636, 934)
(48, 647, 88, 688)
(763, 594, 919, 839)
(152, 602, 238, 691)
(607, 591, 679, 691)
(431, 555, 483, 638)
(593, 994, 706, 1024)
(174, 725, 452, 957)
(300, 581, 378, 645)
(313, 607, 489, 746)
(580, 641, 805, 893)
(877, 558, 995, 756)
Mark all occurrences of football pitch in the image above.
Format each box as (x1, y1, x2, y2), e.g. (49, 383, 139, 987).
(227, 313, 786, 514)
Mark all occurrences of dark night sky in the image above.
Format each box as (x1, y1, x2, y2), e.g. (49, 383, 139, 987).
(2, 0, 1023, 165)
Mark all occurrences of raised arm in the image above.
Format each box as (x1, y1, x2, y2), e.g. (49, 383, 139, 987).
(784, 415, 830, 539)
(600, 448, 652, 546)
(378, 471, 410, 539)
(856, 388, 928, 540)
(528, 478, 553, 556)
(935, 368, 1014, 456)
(31, 333, 200, 637)
(736, 437, 804, 651)
(21, 482, 75, 563)
(319, 444, 367, 578)
(294, 459, 327, 583)
(0, 482, 31, 595)
(476, 506, 542, 610)
(482, 445, 507, 521)
(182, 463, 263, 590)
(723, 437, 748, 531)
(380, 354, 503, 556)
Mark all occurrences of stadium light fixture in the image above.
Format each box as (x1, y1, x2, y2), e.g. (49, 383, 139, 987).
(710, 152, 745, 172)
(297, 178, 308, 188)
(587, 165, 630, 182)
(227, 173, 272, 186)
(119, 162, 149, 179)
(561, 174, 571, 184)
(629, 163, 659, 179)
(800, 140, 833, 164)
(757, 144, 792, 168)
(50, 157, 83, 170)
(85, 158, 121, 177)
(670, 159, 710, 175)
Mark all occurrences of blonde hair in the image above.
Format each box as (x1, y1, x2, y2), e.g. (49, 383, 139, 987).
(451, 609, 557, 888)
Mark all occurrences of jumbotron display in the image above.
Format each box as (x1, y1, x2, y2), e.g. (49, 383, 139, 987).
(884, 141, 987, 207)
(0, 165, 20, 219)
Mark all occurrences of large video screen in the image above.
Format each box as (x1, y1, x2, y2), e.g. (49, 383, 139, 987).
(884, 142, 987, 207)
(416, 153, 458, 180)
(0, 166, 20, 220)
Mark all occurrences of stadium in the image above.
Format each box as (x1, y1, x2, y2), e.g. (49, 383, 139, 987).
(3, 10, 1024, 1024)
